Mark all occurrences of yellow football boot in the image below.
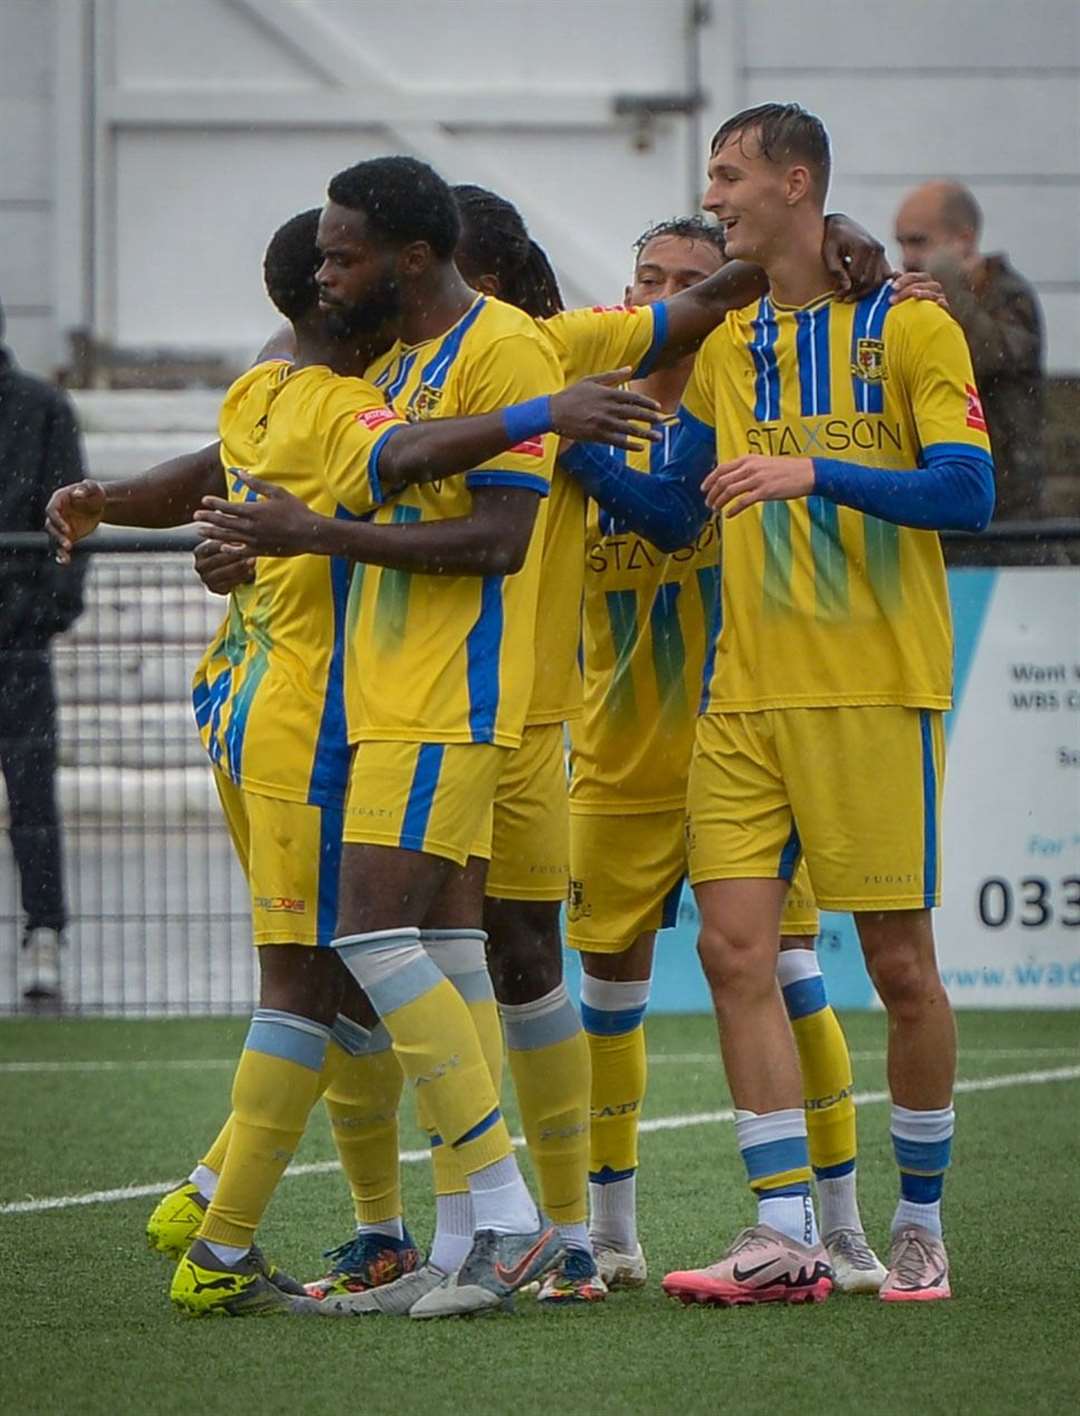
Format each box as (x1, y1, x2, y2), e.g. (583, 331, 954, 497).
(146, 1183, 207, 1260)
(170, 1240, 304, 1318)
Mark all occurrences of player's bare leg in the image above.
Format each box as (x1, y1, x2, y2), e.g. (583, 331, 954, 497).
(857, 908, 955, 1301)
(696, 880, 800, 1112)
(777, 935, 884, 1291)
(579, 930, 655, 1289)
(485, 897, 603, 1304)
(662, 878, 832, 1307)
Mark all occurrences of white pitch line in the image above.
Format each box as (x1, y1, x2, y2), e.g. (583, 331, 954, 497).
(4, 1045, 1077, 1075)
(647, 1046, 1080, 1066)
(2, 1064, 1078, 1218)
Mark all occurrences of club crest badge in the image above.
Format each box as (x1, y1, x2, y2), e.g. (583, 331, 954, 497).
(408, 383, 444, 422)
(567, 878, 591, 921)
(851, 337, 887, 383)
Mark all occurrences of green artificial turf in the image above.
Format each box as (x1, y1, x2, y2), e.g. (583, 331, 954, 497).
(1, 1011, 1078, 1415)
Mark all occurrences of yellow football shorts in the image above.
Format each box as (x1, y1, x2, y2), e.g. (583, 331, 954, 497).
(214, 768, 342, 947)
(343, 739, 508, 868)
(485, 723, 570, 902)
(567, 808, 819, 954)
(687, 706, 946, 912)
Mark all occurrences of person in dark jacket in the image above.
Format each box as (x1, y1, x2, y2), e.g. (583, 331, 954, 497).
(0, 299, 88, 1002)
(895, 180, 1045, 523)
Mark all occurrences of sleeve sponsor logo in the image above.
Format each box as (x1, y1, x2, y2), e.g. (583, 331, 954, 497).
(965, 382, 988, 432)
(355, 406, 399, 430)
(590, 304, 630, 314)
(510, 436, 545, 457)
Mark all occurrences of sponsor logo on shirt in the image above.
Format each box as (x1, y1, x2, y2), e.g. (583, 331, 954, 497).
(744, 418, 904, 457)
(851, 336, 887, 383)
(355, 406, 398, 431)
(965, 382, 988, 432)
(590, 304, 630, 313)
(509, 437, 545, 457)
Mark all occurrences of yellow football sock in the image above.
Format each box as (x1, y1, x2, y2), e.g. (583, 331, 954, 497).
(197, 1030, 349, 1183)
(778, 954, 856, 1174)
(502, 984, 590, 1224)
(199, 1115, 233, 1176)
(323, 1021, 405, 1225)
(421, 929, 504, 1090)
(197, 1009, 330, 1250)
(335, 929, 511, 1176)
(581, 977, 649, 1181)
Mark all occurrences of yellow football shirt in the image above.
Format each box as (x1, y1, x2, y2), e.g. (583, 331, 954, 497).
(192, 361, 408, 803)
(530, 302, 663, 725)
(680, 290, 991, 711)
(338, 295, 561, 748)
(570, 416, 721, 813)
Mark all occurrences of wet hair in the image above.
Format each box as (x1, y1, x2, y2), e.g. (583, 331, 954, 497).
(327, 156, 460, 258)
(633, 216, 728, 263)
(263, 208, 321, 321)
(938, 182, 983, 238)
(453, 184, 564, 319)
(711, 102, 832, 201)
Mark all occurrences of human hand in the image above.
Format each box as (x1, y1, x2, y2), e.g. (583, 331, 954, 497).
(45, 479, 107, 564)
(194, 471, 333, 556)
(193, 538, 256, 595)
(889, 270, 951, 311)
(550, 369, 662, 450)
(822, 214, 893, 299)
(701, 455, 815, 517)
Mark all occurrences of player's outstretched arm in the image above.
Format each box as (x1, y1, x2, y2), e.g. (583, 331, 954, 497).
(651, 214, 896, 370)
(702, 449, 995, 532)
(196, 473, 540, 573)
(374, 370, 660, 499)
(559, 408, 717, 553)
(46, 442, 225, 563)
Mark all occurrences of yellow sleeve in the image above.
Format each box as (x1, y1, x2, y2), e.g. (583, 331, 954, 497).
(317, 376, 411, 516)
(456, 331, 559, 497)
(896, 302, 993, 459)
(679, 334, 720, 429)
(540, 304, 661, 383)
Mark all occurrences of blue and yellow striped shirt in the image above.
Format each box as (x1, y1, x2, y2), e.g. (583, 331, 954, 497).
(681, 290, 992, 710)
(570, 417, 720, 812)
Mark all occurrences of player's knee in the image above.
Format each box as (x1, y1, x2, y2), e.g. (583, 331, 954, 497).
(863, 937, 943, 1016)
(696, 921, 775, 1003)
(484, 897, 563, 1004)
(257, 943, 344, 1024)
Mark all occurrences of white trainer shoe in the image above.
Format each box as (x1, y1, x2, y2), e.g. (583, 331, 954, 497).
(592, 1239, 648, 1290)
(306, 1261, 447, 1315)
(825, 1228, 888, 1294)
(21, 927, 62, 1003)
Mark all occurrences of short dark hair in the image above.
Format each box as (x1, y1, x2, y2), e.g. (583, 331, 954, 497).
(711, 102, 831, 201)
(633, 216, 728, 262)
(263, 208, 321, 321)
(940, 182, 983, 238)
(327, 156, 460, 258)
(452, 184, 564, 319)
